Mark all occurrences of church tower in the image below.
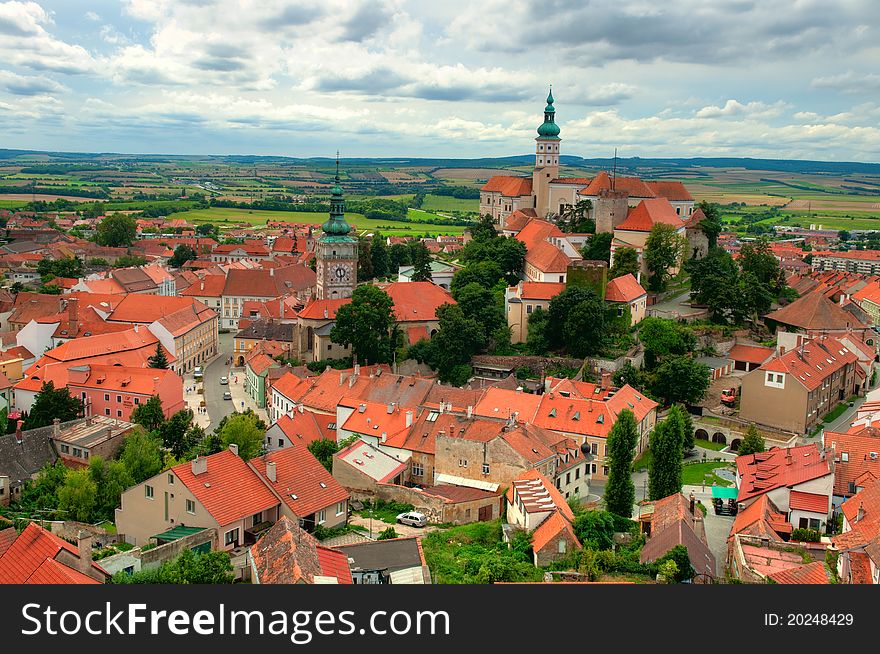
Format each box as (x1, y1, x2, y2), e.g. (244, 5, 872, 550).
(532, 87, 561, 219)
(315, 156, 358, 300)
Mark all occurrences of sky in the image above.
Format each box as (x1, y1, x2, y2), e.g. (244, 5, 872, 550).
(0, 0, 879, 161)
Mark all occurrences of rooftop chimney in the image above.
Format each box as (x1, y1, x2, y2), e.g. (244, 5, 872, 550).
(467, 405, 473, 419)
(15, 420, 22, 445)
(133, 323, 139, 333)
(191, 456, 208, 475)
(857, 502, 865, 522)
(229, 443, 239, 457)
(53, 417, 61, 438)
(689, 490, 696, 515)
(406, 410, 413, 427)
(266, 461, 277, 483)
(68, 297, 79, 336)
(600, 369, 611, 390)
(75, 530, 93, 575)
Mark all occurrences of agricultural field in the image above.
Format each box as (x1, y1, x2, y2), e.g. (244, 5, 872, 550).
(420, 194, 479, 213)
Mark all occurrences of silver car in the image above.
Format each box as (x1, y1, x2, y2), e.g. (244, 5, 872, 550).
(396, 511, 427, 527)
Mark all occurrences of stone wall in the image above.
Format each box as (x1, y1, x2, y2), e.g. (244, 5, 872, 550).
(98, 528, 219, 576)
(349, 483, 502, 525)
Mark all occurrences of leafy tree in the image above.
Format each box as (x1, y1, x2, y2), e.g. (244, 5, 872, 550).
(307, 438, 340, 472)
(131, 395, 165, 432)
(388, 242, 412, 271)
(148, 343, 169, 369)
(96, 213, 137, 247)
(119, 429, 164, 484)
(23, 382, 83, 430)
(572, 511, 617, 550)
(113, 254, 148, 268)
(89, 457, 134, 522)
(9, 281, 24, 295)
(679, 405, 695, 452)
(195, 223, 219, 237)
(157, 409, 196, 459)
(168, 244, 197, 268)
(580, 231, 612, 264)
(37, 256, 83, 280)
(330, 285, 399, 365)
(218, 412, 265, 461)
(838, 230, 850, 242)
(13, 461, 68, 514)
(738, 424, 766, 455)
(656, 544, 695, 582)
(638, 318, 696, 369)
(430, 304, 486, 384)
(558, 199, 594, 233)
(357, 236, 374, 281)
(450, 260, 504, 294)
(609, 247, 640, 280)
(459, 235, 525, 285)
(644, 223, 685, 292)
(525, 306, 550, 355)
(657, 559, 679, 584)
(650, 356, 710, 406)
(453, 282, 505, 337)
(739, 237, 785, 295)
(410, 242, 433, 282)
(370, 233, 390, 279)
(648, 413, 685, 500)
(57, 469, 98, 522)
(470, 214, 498, 242)
(112, 550, 234, 584)
(696, 201, 723, 249)
(604, 409, 639, 517)
(547, 287, 605, 355)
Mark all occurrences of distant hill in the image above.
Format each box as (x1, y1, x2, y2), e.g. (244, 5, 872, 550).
(1, 149, 878, 175)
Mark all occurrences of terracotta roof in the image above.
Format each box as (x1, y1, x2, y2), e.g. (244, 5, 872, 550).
(759, 336, 858, 391)
(531, 510, 580, 553)
(768, 560, 831, 584)
(341, 398, 411, 441)
(33, 327, 162, 363)
(171, 449, 279, 526)
(181, 274, 226, 298)
(788, 490, 830, 514)
(250, 446, 349, 519)
(0, 527, 16, 558)
(271, 411, 335, 447)
(848, 550, 873, 584)
(730, 494, 792, 540)
(580, 172, 657, 198)
(481, 175, 533, 197)
(736, 444, 833, 503)
(250, 516, 352, 584)
(616, 198, 685, 232)
(605, 273, 646, 303)
(223, 268, 280, 298)
(824, 425, 880, 496)
(727, 343, 775, 365)
(645, 180, 694, 202)
(0, 522, 106, 584)
(639, 497, 716, 577)
(383, 281, 454, 322)
(214, 242, 269, 256)
(503, 210, 536, 233)
(516, 281, 566, 300)
(108, 295, 213, 325)
(526, 240, 573, 273)
(765, 290, 868, 331)
(473, 387, 542, 422)
(298, 298, 350, 320)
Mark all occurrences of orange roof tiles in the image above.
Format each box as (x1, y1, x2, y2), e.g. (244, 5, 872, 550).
(765, 290, 868, 331)
(736, 444, 833, 503)
(645, 180, 694, 202)
(181, 274, 226, 298)
(727, 343, 775, 365)
(298, 298, 350, 320)
(108, 294, 213, 325)
(616, 198, 685, 232)
(580, 172, 657, 198)
(273, 411, 335, 446)
(759, 336, 858, 391)
(605, 273, 646, 303)
(473, 387, 542, 421)
(172, 449, 279, 526)
(788, 490, 830, 514)
(526, 240, 573, 273)
(481, 175, 533, 197)
(383, 281, 454, 322)
(0, 522, 106, 584)
(250, 446, 349, 519)
(767, 560, 831, 584)
(531, 509, 580, 553)
(730, 494, 792, 540)
(824, 426, 880, 496)
(518, 281, 566, 300)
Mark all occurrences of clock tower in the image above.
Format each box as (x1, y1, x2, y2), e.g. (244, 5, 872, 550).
(315, 156, 358, 300)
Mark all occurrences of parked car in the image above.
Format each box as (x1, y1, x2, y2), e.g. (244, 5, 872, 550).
(220, 376, 228, 385)
(720, 388, 737, 407)
(223, 391, 232, 400)
(193, 366, 204, 379)
(396, 511, 428, 528)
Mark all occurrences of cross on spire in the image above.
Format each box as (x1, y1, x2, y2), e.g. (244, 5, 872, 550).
(335, 150, 340, 183)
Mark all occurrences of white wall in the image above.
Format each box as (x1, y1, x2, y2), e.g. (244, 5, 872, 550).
(16, 320, 59, 359)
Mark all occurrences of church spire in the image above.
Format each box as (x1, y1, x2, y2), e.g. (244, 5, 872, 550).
(322, 152, 351, 237)
(537, 85, 560, 139)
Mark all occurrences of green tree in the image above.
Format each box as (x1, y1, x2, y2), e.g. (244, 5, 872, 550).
(470, 214, 497, 242)
(112, 549, 234, 584)
(57, 469, 98, 522)
(330, 285, 399, 365)
(195, 223, 218, 237)
(148, 343, 169, 369)
(357, 235, 374, 281)
(679, 405, 695, 452)
(431, 303, 486, 384)
(638, 317, 696, 369)
(168, 244, 197, 268)
(696, 201, 723, 249)
(370, 233, 390, 279)
(388, 242, 412, 271)
(410, 242, 433, 282)
(96, 213, 137, 247)
(525, 306, 550, 355)
(450, 260, 504, 294)
(452, 282, 505, 337)
(23, 382, 83, 430)
(609, 246, 640, 280)
(112, 254, 148, 268)
(738, 424, 766, 455)
(559, 199, 594, 233)
(572, 510, 617, 550)
(580, 232, 613, 264)
(739, 238, 785, 295)
(13, 461, 68, 514)
(644, 223, 685, 292)
(307, 438, 340, 472)
(89, 457, 134, 522)
(131, 395, 165, 432)
(604, 409, 639, 517)
(650, 356, 710, 406)
(648, 414, 684, 500)
(157, 409, 196, 459)
(547, 287, 605, 355)
(218, 412, 265, 461)
(119, 429, 164, 484)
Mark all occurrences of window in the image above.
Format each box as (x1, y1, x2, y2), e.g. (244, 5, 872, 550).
(134, 397, 140, 405)
(336, 502, 345, 516)
(278, 438, 284, 447)
(809, 518, 821, 531)
(558, 540, 567, 554)
(117, 395, 122, 403)
(317, 509, 326, 524)
(575, 468, 580, 480)
(252, 512, 262, 527)
(591, 464, 597, 474)
(105, 408, 111, 416)
(603, 466, 609, 476)
(145, 485, 154, 499)
(104, 393, 110, 401)
(482, 463, 490, 475)
(224, 528, 239, 546)
(566, 472, 571, 484)
(765, 372, 785, 389)
(590, 443, 598, 455)
(186, 499, 195, 514)
(73, 447, 82, 457)
(526, 305, 533, 314)
(411, 462, 424, 477)
(117, 410, 122, 418)
(60, 444, 70, 454)
(842, 452, 849, 462)
(459, 458, 468, 468)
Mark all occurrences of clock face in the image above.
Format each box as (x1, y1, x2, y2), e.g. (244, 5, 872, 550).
(332, 263, 351, 283)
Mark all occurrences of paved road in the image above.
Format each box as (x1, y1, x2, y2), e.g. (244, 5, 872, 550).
(204, 331, 236, 429)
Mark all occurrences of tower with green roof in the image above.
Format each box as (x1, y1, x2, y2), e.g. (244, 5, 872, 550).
(315, 155, 358, 300)
(533, 86, 561, 219)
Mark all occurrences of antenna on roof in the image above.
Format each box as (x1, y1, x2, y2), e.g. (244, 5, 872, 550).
(612, 147, 617, 191)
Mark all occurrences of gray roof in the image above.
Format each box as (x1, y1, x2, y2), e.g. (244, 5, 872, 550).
(335, 538, 425, 575)
(235, 320, 296, 342)
(0, 426, 57, 486)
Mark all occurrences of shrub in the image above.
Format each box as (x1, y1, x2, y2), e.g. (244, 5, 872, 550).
(791, 528, 821, 543)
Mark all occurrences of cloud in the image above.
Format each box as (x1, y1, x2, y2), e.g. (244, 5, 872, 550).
(0, 0, 94, 72)
(580, 83, 637, 106)
(338, 1, 392, 42)
(812, 71, 880, 94)
(0, 70, 66, 95)
(0, 1, 45, 36)
(695, 99, 788, 119)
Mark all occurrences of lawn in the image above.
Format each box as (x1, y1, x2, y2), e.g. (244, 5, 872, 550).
(355, 499, 414, 525)
(695, 438, 727, 451)
(822, 398, 856, 424)
(174, 206, 472, 236)
(681, 461, 734, 487)
(633, 449, 652, 472)
(420, 194, 480, 213)
(0, 199, 28, 209)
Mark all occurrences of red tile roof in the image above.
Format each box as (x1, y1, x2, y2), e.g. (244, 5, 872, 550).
(616, 198, 685, 232)
(768, 560, 831, 584)
(383, 281, 454, 322)
(298, 298, 350, 320)
(0, 526, 16, 557)
(172, 449, 279, 526)
(531, 509, 580, 553)
(507, 469, 574, 519)
(0, 522, 106, 584)
(605, 273, 646, 303)
(250, 515, 352, 584)
(580, 172, 657, 198)
(316, 547, 354, 584)
(481, 175, 533, 197)
(250, 446, 349, 519)
(789, 490, 830, 514)
(108, 295, 213, 325)
(847, 551, 873, 584)
(272, 411, 335, 447)
(736, 444, 833, 503)
(727, 343, 775, 365)
(526, 240, 573, 273)
(181, 274, 226, 298)
(517, 281, 566, 300)
(765, 290, 868, 331)
(759, 336, 858, 391)
(730, 494, 792, 540)
(645, 181, 694, 202)
(824, 426, 880, 496)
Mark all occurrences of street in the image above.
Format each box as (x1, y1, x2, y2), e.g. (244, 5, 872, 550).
(203, 331, 236, 429)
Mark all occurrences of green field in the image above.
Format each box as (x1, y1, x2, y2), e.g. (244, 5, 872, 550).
(0, 200, 28, 209)
(420, 194, 479, 213)
(174, 207, 472, 236)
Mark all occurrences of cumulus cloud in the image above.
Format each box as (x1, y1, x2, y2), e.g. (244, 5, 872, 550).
(0, 70, 65, 95)
(695, 99, 788, 119)
(812, 71, 880, 94)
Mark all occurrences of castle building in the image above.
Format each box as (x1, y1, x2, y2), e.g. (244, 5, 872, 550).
(315, 160, 357, 300)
